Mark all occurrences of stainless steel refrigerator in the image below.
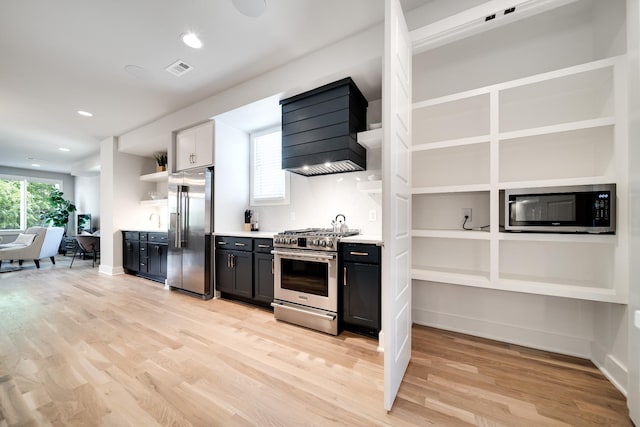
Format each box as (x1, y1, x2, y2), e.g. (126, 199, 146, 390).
(167, 166, 214, 299)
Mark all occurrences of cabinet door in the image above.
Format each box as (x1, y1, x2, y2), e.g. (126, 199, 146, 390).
(124, 239, 139, 272)
(215, 250, 234, 293)
(232, 251, 253, 298)
(253, 252, 274, 303)
(343, 262, 381, 332)
(192, 120, 214, 168)
(148, 243, 167, 277)
(176, 129, 196, 171)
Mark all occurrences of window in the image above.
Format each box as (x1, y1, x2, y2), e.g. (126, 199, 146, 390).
(250, 128, 289, 205)
(0, 176, 61, 230)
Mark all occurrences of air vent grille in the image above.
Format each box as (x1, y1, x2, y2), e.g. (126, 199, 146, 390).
(165, 60, 193, 76)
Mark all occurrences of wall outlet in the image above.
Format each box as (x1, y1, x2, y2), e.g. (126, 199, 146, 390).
(461, 208, 472, 223)
(369, 209, 377, 221)
(290, 212, 296, 221)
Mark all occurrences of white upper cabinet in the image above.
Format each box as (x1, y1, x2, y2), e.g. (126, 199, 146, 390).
(175, 120, 215, 171)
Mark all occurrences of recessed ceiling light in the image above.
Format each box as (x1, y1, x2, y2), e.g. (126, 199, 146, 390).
(181, 32, 202, 49)
(232, 0, 266, 17)
(77, 110, 93, 117)
(32, 163, 41, 167)
(59, 147, 70, 152)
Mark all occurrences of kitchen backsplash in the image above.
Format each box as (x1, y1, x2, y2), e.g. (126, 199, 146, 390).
(251, 168, 382, 235)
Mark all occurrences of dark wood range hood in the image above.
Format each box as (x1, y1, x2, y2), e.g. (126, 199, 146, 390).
(280, 77, 368, 176)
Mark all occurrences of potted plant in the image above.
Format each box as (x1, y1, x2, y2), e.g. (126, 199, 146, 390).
(154, 152, 168, 172)
(40, 189, 77, 234)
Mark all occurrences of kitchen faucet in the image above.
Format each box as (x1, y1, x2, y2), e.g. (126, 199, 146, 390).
(149, 213, 161, 229)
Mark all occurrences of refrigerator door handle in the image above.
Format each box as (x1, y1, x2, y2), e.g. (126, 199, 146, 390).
(174, 185, 182, 248)
(182, 186, 189, 248)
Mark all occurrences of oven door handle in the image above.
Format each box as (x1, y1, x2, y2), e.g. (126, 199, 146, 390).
(270, 249, 336, 261)
(270, 302, 337, 321)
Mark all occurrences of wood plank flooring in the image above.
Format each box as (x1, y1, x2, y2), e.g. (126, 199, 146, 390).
(0, 258, 631, 426)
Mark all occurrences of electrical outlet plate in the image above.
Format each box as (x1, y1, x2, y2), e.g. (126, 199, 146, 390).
(369, 209, 377, 221)
(462, 208, 472, 222)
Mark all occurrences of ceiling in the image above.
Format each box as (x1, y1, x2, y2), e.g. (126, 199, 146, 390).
(0, 0, 431, 174)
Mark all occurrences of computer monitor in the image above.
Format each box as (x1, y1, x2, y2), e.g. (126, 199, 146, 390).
(77, 213, 91, 234)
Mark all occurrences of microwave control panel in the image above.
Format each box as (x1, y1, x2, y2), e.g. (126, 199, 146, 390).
(592, 192, 610, 224)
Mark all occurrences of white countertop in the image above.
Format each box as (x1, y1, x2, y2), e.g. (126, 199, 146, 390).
(213, 231, 382, 244)
(213, 231, 277, 238)
(341, 235, 383, 245)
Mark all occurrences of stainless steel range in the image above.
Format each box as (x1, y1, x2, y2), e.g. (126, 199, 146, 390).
(271, 228, 359, 335)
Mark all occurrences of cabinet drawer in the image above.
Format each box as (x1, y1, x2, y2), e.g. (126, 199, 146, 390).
(148, 232, 168, 243)
(253, 238, 273, 253)
(124, 231, 139, 240)
(215, 236, 252, 251)
(341, 243, 380, 264)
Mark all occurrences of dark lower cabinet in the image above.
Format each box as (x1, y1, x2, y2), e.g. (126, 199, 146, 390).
(215, 236, 273, 308)
(148, 242, 168, 277)
(122, 231, 167, 283)
(253, 239, 274, 304)
(215, 248, 253, 298)
(340, 243, 381, 338)
(123, 236, 140, 271)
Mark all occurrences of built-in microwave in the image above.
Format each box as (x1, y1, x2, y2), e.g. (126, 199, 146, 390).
(504, 184, 616, 234)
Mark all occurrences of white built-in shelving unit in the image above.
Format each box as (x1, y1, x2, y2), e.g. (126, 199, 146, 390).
(139, 171, 168, 205)
(411, 56, 628, 303)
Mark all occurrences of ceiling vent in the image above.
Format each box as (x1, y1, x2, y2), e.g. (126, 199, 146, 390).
(165, 60, 193, 77)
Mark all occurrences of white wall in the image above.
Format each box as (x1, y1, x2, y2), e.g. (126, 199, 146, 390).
(410, 0, 629, 393)
(214, 120, 250, 232)
(99, 137, 158, 275)
(74, 175, 100, 232)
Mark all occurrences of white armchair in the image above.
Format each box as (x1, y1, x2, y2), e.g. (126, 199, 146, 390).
(0, 226, 65, 269)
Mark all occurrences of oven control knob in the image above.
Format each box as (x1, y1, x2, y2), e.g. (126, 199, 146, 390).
(312, 239, 318, 246)
(320, 240, 327, 247)
(285, 238, 291, 244)
(327, 240, 334, 248)
(291, 238, 297, 245)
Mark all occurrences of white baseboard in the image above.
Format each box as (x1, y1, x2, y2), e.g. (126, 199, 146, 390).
(98, 265, 124, 276)
(591, 342, 628, 397)
(413, 307, 592, 358)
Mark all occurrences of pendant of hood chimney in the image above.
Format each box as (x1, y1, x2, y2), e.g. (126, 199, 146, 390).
(280, 77, 368, 177)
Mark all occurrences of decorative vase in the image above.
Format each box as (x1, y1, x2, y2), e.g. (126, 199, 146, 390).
(156, 165, 166, 172)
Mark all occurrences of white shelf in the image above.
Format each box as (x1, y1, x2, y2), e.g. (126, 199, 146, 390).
(499, 176, 614, 190)
(412, 184, 490, 194)
(357, 180, 382, 193)
(412, 229, 490, 240)
(140, 198, 168, 206)
(357, 128, 382, 149)
(412, 135, 490, 152)
(412, 266, 490, 287)
(497, 276, 623, 304)
(499, 232, 616, 244)
(498, 117, 615, 141)
(140, 171, 168, 182)
(413, 271, 623, 303)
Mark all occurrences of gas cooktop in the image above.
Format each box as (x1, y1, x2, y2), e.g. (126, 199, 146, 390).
(274, 228, 359, 251)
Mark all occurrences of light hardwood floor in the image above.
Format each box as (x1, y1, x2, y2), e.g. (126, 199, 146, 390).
(0, 258, 631, 426)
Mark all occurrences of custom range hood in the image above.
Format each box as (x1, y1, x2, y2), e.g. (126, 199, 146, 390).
(280, 77, 368, 176)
